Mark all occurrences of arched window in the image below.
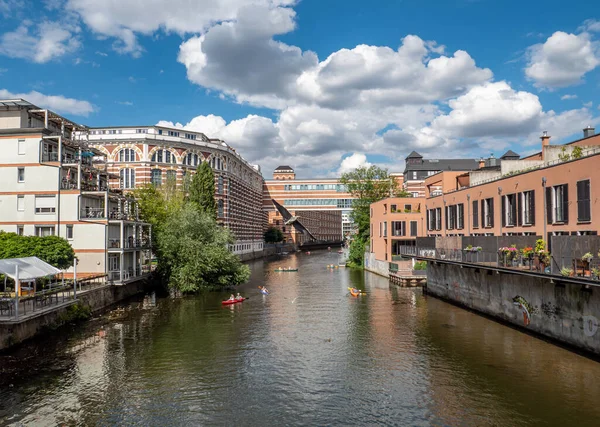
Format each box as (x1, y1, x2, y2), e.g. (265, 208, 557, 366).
(218, 199, 224, 218)
(183, 152, 199, 166)
(151, 169, 162, 186)
(120, 168, 135, 189)
(151, 149, 176, 164)
(166, 170, 177, 185)
(218, 176, 223, 194)
(118, 148, 136, 162)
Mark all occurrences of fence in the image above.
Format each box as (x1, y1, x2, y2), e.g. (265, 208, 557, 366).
(0, 274, 107, 321)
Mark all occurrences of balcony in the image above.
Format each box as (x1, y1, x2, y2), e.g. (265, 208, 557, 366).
(108, 266, 150, 284)
(41, 152, 59, 162)
(80, 207, 105, 219)
(108, 211, 139, 221)
(81, 182, 109, 192)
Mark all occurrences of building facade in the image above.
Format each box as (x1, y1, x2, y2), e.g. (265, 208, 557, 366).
(0, 99, 151, 283)
(371, 127, 600, 265)
(87, 126, 265, 256)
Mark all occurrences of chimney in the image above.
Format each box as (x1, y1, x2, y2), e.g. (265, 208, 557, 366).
(584, 126, 595, 138)
(540, 131, 551, 148)
(478, 157, 485, 169)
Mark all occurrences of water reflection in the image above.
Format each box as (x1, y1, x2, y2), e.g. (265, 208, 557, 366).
(1, 252, 600, 426)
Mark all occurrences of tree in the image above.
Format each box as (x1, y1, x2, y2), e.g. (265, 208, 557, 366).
(158, 204, 250, 292)
(264, 227, 284, 243)
(0, 232, 75, 269)
(340, 165, 411, 267)
(189, 162, 217, 218)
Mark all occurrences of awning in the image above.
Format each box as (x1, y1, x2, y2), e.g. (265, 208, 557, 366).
(0, 257, 61, 281)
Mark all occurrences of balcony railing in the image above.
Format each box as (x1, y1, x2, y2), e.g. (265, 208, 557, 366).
(108, 267, 149, 283)
(108, 211, 139, 221)
(41, 152, 59, 162)
(80, 207, 105, 219)
(81, 182, 109, 192)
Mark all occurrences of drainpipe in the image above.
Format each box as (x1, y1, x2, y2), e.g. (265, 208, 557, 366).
(498, 186, 503, 237)
(542, 177, 547, 247)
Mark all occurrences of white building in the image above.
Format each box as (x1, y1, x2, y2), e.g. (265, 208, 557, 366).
(0, 99, 151, 284)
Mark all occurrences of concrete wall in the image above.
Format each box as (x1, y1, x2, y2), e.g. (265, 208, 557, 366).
(0, 279, 151, 350)
(364, 251, 390, 278)
(427, 262, 600, 356)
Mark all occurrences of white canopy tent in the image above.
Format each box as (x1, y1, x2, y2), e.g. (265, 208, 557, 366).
(0, 257, 61, 282)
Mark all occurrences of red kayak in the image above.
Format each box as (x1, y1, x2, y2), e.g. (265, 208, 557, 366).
(222, 298, 246, 305)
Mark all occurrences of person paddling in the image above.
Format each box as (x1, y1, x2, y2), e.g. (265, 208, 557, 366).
(236, 292, 243, 300)
(228, 294, 235, 301)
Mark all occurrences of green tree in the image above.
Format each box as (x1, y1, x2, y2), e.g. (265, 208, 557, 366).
(0, 232, 75, 269)
(189, 162, 217, 218)
(264, 227, 284, 243)
(340, 165, 411, 267)
(158, 204, 250, 292)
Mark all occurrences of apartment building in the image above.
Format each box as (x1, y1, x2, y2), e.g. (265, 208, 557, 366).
(371, 127, 600, 264)
(87, 126, 266, 256)
(0, 99, 151, 283)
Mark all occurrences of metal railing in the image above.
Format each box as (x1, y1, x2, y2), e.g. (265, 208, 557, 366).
(80, 207, 106, 219)
(41, 152, 59, 162)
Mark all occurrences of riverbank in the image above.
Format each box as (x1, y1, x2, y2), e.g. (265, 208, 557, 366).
(0, 277, 156, 351)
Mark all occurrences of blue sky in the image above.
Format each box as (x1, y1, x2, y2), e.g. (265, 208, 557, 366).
(0, 0, 598, 177)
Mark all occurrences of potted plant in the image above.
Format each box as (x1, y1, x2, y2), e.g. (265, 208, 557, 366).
(521, 246, 533, 267)
(582, 252, 593, 264)
(592, 267, 600, 281)
(560, 267, 574, 277)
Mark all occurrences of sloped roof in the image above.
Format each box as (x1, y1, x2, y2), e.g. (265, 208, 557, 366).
(406, 151, 423, 159)
(405, 158, 480, 172)
(274, 165, 294, 171)
(0, 257, 61, 281)
(501, 150, 520, 159)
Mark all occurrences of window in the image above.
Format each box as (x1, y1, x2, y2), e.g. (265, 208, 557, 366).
(66, 225, 73, 240)
(118, 148, 136, 162)
(218, 199, 224, 218)
(17, 225, 24, 236)
(390, 204, 397, 212)
(166, 170, 177, 184)
(151, 169, 162, 186)
(158, 129, 163, 135)
(404, 204, 412, 212)
(120, 168, 136, 189)
(35, 226, 55, 237)
(18, 139, 25, 155)
(383, 221, 388, 237)
(577, 180, 591, 222)
(17, 167, 25, 182)
(151, 149, 177, 163)
(35, 195, 56, 214)
(410, 220, 418, 236)
(218, 176, 224, 194)
(412, 171, 417, 180)
(108, 254, 119, 271)
(168, 130, 179, 137)
(184, 133, 196, 140)
(392, 221, 406, 237)
(472, 200, 479, 228)
(457, 203, 464, 229)
(411, 192, 419, 198)
(17, 195, 24, 211)
(183, 153, 199, 166)
(136, 129, 148, 134)
(547, 184, 568, 224)
(502, 194, 517, 227)
(435, 207, 441, 230)
(482, 198, 494, 228)
(521, 191, 535, 225)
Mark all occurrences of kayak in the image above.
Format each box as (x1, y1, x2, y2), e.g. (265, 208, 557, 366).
(274, 269, 298, 272)
(222, 298, 246, 305)
(347, 287, 364, 297)
(326, 265, 339, 269)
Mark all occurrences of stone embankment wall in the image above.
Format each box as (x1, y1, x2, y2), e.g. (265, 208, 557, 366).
(0, 279, 151, 350)
(427, 263, 600, 356)
(364, 252, 390, 277)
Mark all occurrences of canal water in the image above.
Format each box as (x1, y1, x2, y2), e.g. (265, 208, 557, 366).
(1, 252, 600, 426)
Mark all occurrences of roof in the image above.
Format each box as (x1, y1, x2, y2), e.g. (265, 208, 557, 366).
(0, 257, 61, 281)
(404, 158, 480, 172)
(275, 165, 294, 171)
(406, 151, 423, 159)
(501, 150, 520, 159)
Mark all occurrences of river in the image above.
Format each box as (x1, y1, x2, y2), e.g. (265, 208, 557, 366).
(1, 251, 600, 426)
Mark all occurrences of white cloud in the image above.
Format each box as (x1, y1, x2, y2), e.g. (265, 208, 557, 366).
(0, 67, 6, 74)
(0, 89, 95, 116)
(431, 81, 542, 138)
(95, 50, 108, 56)
(0, 20, 80, 63)
(584, 101, 593, 108)
(116, 101, 133, 106)
(525, 31, 600, 88)
(560, 94, 578, 100)
(338, 153, 371, 174)
(66, 0, 295, 56)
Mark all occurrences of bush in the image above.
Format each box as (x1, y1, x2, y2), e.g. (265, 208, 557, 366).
(264, 227, 284, 243)
(346, 237, 366, 268)
(413, 261, 427, 270)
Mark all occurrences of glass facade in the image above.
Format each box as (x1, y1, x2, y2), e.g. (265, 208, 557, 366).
(283, 184, 348, 192)
(283, 199, 354, 208)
